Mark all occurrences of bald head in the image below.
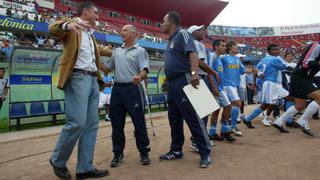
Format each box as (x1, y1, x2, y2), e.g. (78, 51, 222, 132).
(123, 24, 137, 32)
(120, 24, 138, 44)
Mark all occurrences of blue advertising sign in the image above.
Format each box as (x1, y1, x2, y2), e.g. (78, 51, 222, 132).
(10, 75, 52, 85)
(0, 15, 48, 32)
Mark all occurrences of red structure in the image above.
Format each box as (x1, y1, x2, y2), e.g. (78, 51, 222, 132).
(54, 0, 227, 29)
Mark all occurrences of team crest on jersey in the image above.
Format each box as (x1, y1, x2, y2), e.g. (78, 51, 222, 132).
(170, 41, 174, 49)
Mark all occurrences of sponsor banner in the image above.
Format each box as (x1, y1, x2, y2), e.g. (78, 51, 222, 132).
(209, 23, 320, 37)
(10, 75, 52, 85)
(273, 23, 320, 36)
(15, 54, 51, 65)
(147, 77, 158, 84)
(0, 15, 48, 31)
(0, 0, 35, 12)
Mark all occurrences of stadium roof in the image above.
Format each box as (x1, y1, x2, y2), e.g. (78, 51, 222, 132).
(95, 0, 228, 27)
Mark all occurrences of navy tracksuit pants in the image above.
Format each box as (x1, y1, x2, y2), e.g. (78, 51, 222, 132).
(167, 73, 211, 156)
(110, 83, 150, 156)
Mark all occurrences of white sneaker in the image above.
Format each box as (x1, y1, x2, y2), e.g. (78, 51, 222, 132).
(105, 115, 111, 121)
(262, 118, 271, 126)
(210, 140, 216, 146)
(231, 127, 243, 136)
(189, 142, 199, 152)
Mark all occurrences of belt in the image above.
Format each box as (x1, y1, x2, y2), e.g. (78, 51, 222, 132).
(73, 69, 97, 76)
(114, 82, 133, 86)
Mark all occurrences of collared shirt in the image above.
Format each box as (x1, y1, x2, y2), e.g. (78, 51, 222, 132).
(74, 17, 97, 71)
(107, 44, 149, 83)
(164, 28, 197, 80)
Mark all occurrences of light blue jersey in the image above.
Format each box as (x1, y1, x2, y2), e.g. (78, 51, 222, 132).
(221, 55, 245, 87)
(256, 55, 288, 83)
(208, 52, 224, 91)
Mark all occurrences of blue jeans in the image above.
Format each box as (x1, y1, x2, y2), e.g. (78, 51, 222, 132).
(51, 72, 100, 173)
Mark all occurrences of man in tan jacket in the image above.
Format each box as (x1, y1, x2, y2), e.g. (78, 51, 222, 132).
(48, 1, 112, 179)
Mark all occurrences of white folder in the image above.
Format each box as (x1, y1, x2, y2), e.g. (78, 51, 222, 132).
(183, 79, 220, 119)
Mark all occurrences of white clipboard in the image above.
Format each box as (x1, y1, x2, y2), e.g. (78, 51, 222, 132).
(183, 79, 220, 119)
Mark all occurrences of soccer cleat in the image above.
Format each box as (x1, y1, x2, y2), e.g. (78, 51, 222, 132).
(220, 132, 236, 142)
(286, 121, 300, 128)
(241, 115, 255, 128)
(200, 154, 211, 168)
(297, 121, 314, 137)
(159, 151, 184, 161)
(110, 154, 124, 167)
(231, 127, 243, 136)
(262, 117, 271, 126)
(209, 133, 223, 141)
(272, 123, 289, 133)
(237, 118, 242, 124)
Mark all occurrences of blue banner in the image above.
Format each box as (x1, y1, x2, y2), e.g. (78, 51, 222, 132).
(147, 77, 158, 84)
(0, 15, 48, 32)
(10, 75, 52, 85)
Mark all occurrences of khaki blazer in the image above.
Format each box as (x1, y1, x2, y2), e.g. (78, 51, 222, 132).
(49, 18, 112, 91)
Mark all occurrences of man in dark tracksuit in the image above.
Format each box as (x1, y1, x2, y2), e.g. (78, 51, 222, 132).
(106, 24, 150, 167)
(159, 11, 212, 168)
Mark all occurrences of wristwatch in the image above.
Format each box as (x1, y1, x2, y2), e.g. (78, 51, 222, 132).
(191, 71, 196, 75)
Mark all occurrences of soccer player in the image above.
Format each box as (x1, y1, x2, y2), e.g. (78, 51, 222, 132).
(208, 39, 236, 142)
(221, 41, 252, 136)
(272, 42, 320, 136)
(241, 44, 292, 129)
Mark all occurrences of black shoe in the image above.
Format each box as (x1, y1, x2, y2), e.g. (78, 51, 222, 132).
(286, 121, 300, 128)
(159, 151, 183, 160)
(240, 115, 255, 128)
(297, 122, 314, 137)
(76, 169, 109, 180)
(272, 123, 289, 133)
(49, 159, 71, 179)
(200, 154, 211, 168)
(243, 119, 255, 129)
(209, 133, 223, 141)
(220, 132, 236, 142)
(110, 153, 124, 167)
(140, 154, 151, 165)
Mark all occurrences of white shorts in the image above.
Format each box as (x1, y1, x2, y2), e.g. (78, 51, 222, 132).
(261, 81, 289, 105)
(218, 90, 231, 107)
(223, 86, 240, 102)
(98, 92, 111, 108)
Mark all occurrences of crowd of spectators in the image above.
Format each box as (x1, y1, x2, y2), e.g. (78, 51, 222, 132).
(1, 0, 167, 43)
